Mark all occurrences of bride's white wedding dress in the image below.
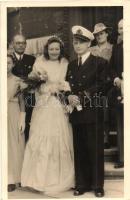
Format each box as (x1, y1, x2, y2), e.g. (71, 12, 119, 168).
(21, 56, 74, 195)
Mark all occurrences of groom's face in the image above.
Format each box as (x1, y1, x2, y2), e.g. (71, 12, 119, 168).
(73, 37, 91, 56)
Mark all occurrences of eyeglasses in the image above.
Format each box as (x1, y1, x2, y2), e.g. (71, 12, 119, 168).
(15, 42, 26, 45)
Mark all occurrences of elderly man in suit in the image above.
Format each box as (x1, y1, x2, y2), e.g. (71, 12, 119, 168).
(11, 34, 36, 142)
(66, 26, 108, 197)
(109, 19, 124, 168)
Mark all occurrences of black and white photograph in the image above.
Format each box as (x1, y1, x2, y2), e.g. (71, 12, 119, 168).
(2, 1, 130, 199)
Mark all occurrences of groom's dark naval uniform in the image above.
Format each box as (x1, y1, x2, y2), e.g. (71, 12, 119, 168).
(12, 52, 36, 142)
(66, 54, 107, 191)
(66, 21, 109, 197)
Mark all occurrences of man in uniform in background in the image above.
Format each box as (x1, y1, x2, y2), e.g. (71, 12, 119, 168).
(11, 34, 36, 142)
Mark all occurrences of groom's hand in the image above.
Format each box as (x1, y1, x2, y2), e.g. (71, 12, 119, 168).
(68, 95, 80, 106)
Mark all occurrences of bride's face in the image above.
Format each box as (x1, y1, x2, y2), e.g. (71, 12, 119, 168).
(48, 42, 61, 61)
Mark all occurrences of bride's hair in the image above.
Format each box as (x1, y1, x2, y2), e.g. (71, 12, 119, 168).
(44, 36, 64, 61)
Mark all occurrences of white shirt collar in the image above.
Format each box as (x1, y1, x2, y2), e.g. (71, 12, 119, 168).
(78, 51, 90, 65)
(14, 52, 24, 60)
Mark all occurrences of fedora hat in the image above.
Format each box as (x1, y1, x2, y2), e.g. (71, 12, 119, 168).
(93, 23, 112, 35)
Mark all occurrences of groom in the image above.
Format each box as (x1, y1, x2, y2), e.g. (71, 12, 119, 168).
(66, 26, 108, 197)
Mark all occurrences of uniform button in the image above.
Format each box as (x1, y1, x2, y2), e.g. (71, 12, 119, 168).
(78, 83, 82, 86)
(71, 84, 74, 87)
(82, 75, 86, 78)
(70, 76, 73, 79)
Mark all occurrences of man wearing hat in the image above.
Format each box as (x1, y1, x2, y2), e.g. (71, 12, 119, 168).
(66, 25, 108, 197)
(90, 23, 113, 149)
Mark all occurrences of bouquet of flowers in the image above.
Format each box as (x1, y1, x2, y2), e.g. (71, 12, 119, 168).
(14, 69, 48, 97)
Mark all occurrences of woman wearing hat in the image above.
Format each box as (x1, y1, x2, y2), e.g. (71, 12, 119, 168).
(90, 23, 113, 149)
(90, 23, 113, 61)
(66, 25, 108, 197)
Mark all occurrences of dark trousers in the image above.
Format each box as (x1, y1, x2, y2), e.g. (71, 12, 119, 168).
(116, 105, 124, 163)
(72, 123, 104, 190)
(24, 93, 35, 142)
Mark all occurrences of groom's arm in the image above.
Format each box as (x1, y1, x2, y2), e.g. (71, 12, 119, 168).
(65, 63, 79, 106)
(83, 57, 108, 97)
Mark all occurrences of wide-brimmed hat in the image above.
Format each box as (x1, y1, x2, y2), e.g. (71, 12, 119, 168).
(72, 25, 94, 41)
(93, 23, 112, 35)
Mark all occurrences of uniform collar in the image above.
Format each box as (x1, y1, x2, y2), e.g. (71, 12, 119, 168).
(78, 51, 91, 65)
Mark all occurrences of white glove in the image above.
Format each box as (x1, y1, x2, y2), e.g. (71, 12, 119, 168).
(18, 112, 26, 134)
(68, 95, 82, 111)
(68, 95, 80, 106)
(114, 77, 121, 88)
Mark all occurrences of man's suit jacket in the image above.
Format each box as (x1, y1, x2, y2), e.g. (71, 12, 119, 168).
(12, 53, 36, 113)
(12, 53, 36, 78)
(107, 42, 123, 107)
(109, 42, 123, 80)
(66, 54, 108, 124)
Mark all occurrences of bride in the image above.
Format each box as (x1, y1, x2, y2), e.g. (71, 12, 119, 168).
(21, 36, 74, 195)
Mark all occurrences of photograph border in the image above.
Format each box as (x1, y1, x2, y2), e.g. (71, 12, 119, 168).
(1, 0, 130, 199)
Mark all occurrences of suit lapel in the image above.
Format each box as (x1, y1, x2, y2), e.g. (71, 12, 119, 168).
(22, 54, 26, 61)
(78, 54, 93, 75)
(71, 59, 79, 75)
(12, 52, 19, 63)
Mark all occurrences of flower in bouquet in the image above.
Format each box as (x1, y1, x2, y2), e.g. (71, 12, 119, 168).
(58, 81, 71, 92)
(28, 70, 48, 82)
(14, 69, 48, 97)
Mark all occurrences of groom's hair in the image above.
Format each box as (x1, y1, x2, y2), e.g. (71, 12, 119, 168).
(44, 37, 64, 61)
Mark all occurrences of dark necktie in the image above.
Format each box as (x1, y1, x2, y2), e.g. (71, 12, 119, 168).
(78, 56, 82, 68)
(19, 55, 22, 61)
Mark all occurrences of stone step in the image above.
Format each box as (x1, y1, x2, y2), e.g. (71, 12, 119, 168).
(104, 147, 118, 162)
(108, 131, 117, 147)
(105, 162, 124, 180)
